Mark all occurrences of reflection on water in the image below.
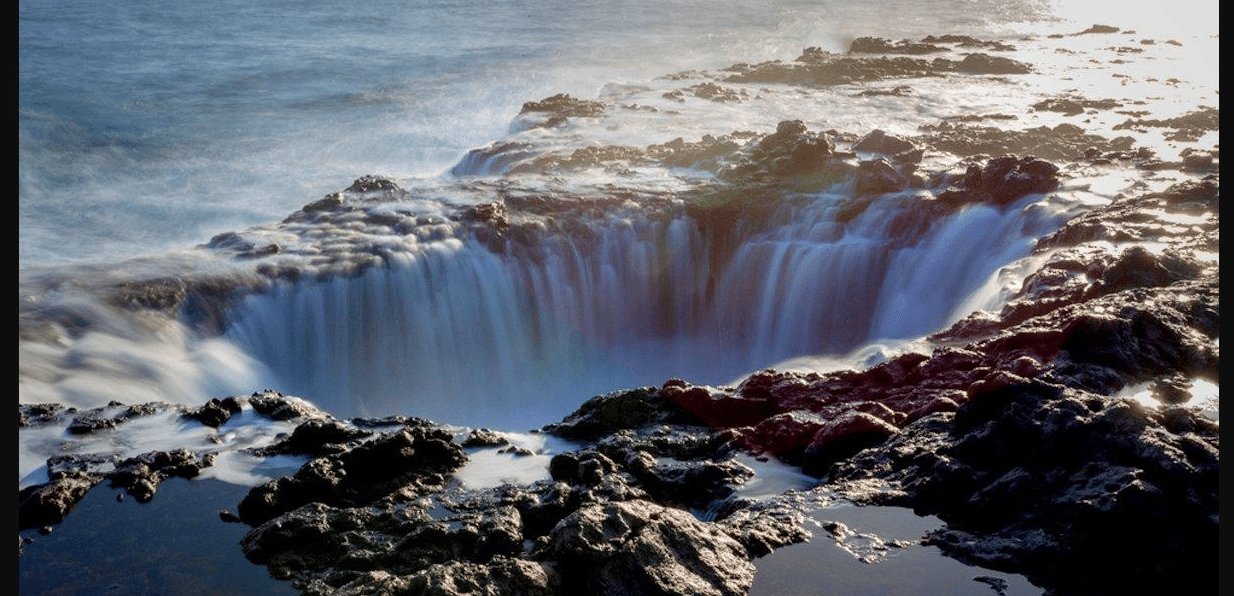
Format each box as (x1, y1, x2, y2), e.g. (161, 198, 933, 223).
(18, 477, 297, 596)
(751, 502, 1043, 596)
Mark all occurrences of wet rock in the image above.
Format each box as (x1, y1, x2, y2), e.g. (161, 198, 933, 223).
(518, 93, 605, 127)
(921, 35, 1016, 51)
(18, 403, 67, 428)
(733, 410, 831, 458)
(716, 121, 853, 188)
(665, 82, 748, 103)
(520, 93, 605, 118)
(848, 37, 947, 55)
(109, 448, 215, 502)
(460, 428, 511, 449)
(852, 129, 917, 156)
(659, 378, 777, 429)
(247, 390, 331, 421)
(853, 84, 914, 97)
(954, 53, 1032, 75)
(525, 144, 647, 173)
(346, 175, 402, 194)
(107, 277, 189, 313)
(393, 506, 525, 568)
(301, 192, 345, 213)
(854, 157, 913, 195)
(919, 121, 1136, 160)
(182, 396, 244, 428)
(544, 386, 703, 441)
(1075, 24, 1121, 35)
(241, 502, 384, 577)
(66, 402, 171, 435)
(723, 48, 1030, 89)
(533, 499, 756, 596)
(23, 449, 204, 521)
(801, 411, 900, 476)
(377, 557, 558, 596)
(18, 474, 100, 531)
(702, 178, 1221, 595)
(237, 424, 467, 526)
(853, 381, 1217, 595)
(936, 155, 1060, 208)
(1113, 106, 1219, 142)
(647, 134, 744, 171)
(627, 458, 755, 510)
(204, 231, 256, 252)
(1032, 94, 1123, 116)
(714, 504, 811, 557)
(253, 418, 374, 457)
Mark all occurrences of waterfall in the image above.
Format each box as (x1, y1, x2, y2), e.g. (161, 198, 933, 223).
(224, 188, 1065, 430)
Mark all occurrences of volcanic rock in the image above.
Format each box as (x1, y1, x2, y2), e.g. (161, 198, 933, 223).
(237, 423, 467, 526)
(532, 499, 756, 596)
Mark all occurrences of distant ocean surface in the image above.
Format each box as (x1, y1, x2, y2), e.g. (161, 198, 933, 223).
(19, 0, 1218, 422)
(21, 0, 1083, 269)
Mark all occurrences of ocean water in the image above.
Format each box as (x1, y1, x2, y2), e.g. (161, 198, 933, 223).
(19, 0, 1058, 269)
(19, 0, 1218, 428)
(17, 1, 1219, 594)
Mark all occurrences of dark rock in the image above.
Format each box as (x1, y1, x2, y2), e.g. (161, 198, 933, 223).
(855, 157, 912, 195)
(204, 231, 255, 252)
(107, 278, 189, 313)
(109, 448, 214, 502)
(533, 499, 756, 596)
(376, 556, 558, 596)
(19, 403, 66, 428)
(715, 505, 811, 557)
(801, 411, 900, 476)
(517, 93, 605, 128)
(19, 474, 100, 531)
(302, 192, 345, 213)
(921, 35, 1016, 51)
(238, 425, 467, 526)
(937, 155, 1060, 208)
(520, 93, 605, 118)
(66, 402, 171, 435)
(461, 428, 511, 449)
(724, 47, 1031, 89)
(1032, 95, 1123, 116)
(628, 458, 755, 510)
(347, 175, 401, 194)
(544, 386, 703, 441)
(182, 397, 244, 428)
(247, 390, 330, 421)
(1113, 106, 1219, 142)
(852, 129, 916, 155)
(1076, 24, 1121, 35)
(253, 418, 374, 457)
(647, 134, 743, 171)
(659, 378, 777, 429)
(954, 53, 1032, 75)
(920, 122, 1136, 161)
(849, 37, 947, 55)
(241, 502, 377, 576)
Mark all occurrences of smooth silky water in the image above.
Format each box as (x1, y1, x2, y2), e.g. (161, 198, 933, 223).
(19, 1, 1218, 594)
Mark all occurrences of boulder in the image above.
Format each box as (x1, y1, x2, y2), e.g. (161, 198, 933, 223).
(238, 424, 466, 526)
(534, 499, 756, 596)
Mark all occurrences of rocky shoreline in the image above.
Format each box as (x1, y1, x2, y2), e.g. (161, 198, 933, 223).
(20, 28, 1218, 596)
(20, 171, 1219, 595)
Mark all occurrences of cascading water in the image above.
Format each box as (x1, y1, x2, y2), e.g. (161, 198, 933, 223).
(223, 183, 1069, 430)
